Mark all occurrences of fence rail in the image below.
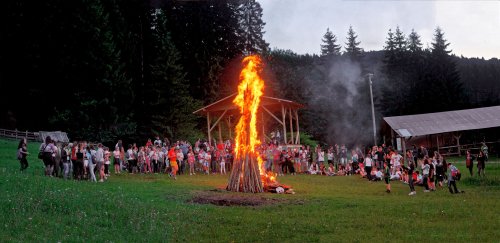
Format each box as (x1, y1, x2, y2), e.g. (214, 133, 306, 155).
(0, 128, 40, 141)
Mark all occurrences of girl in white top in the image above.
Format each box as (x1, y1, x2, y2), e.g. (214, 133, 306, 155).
(176, 149, 184, 174)
(104, 147, 111, 176)
(113, 147, 121, 174)
(317, 149, 325, 165)
(220, 153, 226, 175)
(309, 162, 320, 175)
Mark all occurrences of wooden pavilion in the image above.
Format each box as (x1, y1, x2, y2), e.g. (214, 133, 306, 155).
(193, 93, 304, 146)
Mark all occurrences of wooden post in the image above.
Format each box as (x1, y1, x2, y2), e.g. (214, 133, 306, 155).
(401, 137, 406, 166)
(261, 111, 265, 143)
(390, 129, 394, 147)
(282, 105, 287, 145)
(289, 108, 293, 144)
(207, 112, 211, 146)
(436, 134, 440, 154)
(295, 109, 300, 144)
(454, 133, 462, 156)
(218, 122, 222, 144)
(227, 115, 233, 140)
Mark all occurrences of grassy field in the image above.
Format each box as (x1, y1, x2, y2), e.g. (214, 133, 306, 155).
(0, 138, 499, 242)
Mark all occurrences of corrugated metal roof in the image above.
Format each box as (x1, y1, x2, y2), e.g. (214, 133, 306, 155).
(384, 106, 500, 137)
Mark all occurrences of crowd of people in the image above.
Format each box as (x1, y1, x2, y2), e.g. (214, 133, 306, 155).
(16, 135, 490, 195)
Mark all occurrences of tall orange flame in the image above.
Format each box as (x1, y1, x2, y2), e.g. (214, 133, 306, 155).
(233, 55, 264, 171)
(227, 54, 282, 193)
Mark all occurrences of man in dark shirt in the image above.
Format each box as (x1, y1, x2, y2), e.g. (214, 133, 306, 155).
(376, 147, 385, 170)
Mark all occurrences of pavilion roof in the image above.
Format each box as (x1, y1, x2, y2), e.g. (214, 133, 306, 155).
(193, 93, 304, 116)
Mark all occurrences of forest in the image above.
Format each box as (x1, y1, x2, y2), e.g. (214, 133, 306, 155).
(1, 0, 499, 145)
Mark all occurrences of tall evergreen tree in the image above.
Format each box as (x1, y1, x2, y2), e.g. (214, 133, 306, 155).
(237, 0, 269, 55)
(164, 1, 244, 104)
(407, 29, 423, 53)
(424, 27, 467, 112)
(320, 28, 341, 56)
(69, 0, 135, 141)
(344, 26, 363, 60)
(149, 9, 202, 140)
(381, 27, 413, 116)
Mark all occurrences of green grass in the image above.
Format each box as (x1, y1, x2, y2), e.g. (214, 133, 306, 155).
(1, 138, 499, 242)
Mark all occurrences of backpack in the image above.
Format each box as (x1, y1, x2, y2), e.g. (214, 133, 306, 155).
(452, 169, 461, 181)
(38, 144, 46, 159)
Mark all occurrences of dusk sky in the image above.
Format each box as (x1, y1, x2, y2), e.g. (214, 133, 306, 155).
(259, 0, 500, 59)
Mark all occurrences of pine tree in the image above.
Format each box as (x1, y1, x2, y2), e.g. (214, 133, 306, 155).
(237, 0, 269, 55)
(164, 1, 245, 104)
(424, 27, 467, 112)
(407, 29, 423, 53)
(320, 28, 341, 56)
(344, 26, 363, 60)
(66, 0, 135, 141)
(149, 9, 202, 140)
(383, 29, 396, 67)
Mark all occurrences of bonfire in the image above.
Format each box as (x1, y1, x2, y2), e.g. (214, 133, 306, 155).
(226, 55, 293, 194)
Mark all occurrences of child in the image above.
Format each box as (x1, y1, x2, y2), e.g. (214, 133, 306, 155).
(168, 147, 178, 179)
(144, 147, 151, 173)
(326, 162, 336, 176)
(113, 146, 121, 174)
(104, 147, 111, 176)
(308, 162, 319, 175)
(204, 150, 211, 175)
(384, 161, 391, 193)
(188, 148, 195, 175)
(220, 152, 226, 175)
(448, 162, 464, 194)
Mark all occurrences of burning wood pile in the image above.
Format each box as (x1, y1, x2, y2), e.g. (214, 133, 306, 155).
(226, 55, 294, 194)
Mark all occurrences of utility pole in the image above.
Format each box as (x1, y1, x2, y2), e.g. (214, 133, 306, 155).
(368, 73, 377, 146)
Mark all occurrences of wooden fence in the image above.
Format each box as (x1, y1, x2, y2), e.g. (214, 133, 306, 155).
(0, 128, 40, 141)
(437, 141, 496, 157)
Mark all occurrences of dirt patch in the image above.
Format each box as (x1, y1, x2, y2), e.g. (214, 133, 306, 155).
(189, 189, 287, 207)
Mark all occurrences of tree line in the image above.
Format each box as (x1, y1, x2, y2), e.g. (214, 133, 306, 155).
(1, 0, 499, 146)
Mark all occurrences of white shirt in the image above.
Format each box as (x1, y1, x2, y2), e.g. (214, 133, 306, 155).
(365, 157, 373, 167)
(317, 151, 325, 162)
(96, 148, 104, 162)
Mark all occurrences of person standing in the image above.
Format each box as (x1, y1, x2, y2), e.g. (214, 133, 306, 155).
(364, 151, 373, 181)
(168, 147, 178, 179)
(61, 143, 71, 179)
(384, 161, 391, 193)
(465, 149, 474, 176)
(421, 159, 430, 192)
(188, 147, 195, 175)
(40, 136, 56, 176)
(480, 142, 489, 162)
(404, 159, 417, 196)
(113, 146, 121, 174)
(87, 145, 97, 182)
(17, 138, 29, 172)
(96, 143, 105, 182)
(477, 150, 486, 177)
(447, 163, 463, 194)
